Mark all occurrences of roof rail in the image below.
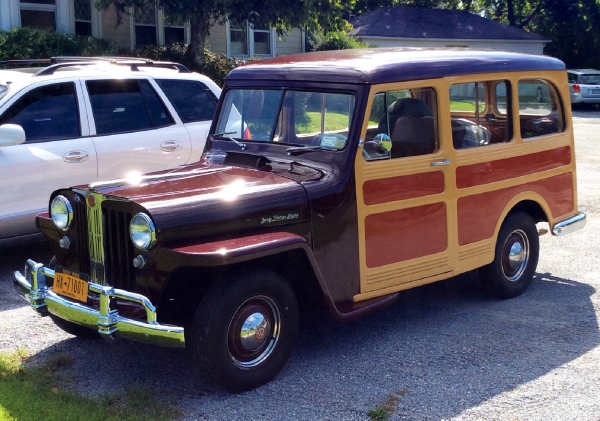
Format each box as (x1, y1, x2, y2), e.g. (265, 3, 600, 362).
(32, 57, 191, 76)
(0, 59, 52, 68)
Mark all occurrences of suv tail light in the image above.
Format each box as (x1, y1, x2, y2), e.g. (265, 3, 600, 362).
(573, 83, 580, 93)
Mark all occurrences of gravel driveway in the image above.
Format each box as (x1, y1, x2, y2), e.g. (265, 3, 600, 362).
(1, 108, 599, 421)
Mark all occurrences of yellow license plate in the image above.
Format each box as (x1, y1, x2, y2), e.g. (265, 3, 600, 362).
(53, 267, 89, 303)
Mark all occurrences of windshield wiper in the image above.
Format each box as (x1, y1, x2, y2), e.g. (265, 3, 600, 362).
(286, 145, 325, 155)
(213, 131, 246, 150)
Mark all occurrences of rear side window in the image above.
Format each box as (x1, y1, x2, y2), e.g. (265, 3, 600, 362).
(87, 79, 173, 136)
(0, 82, 80, 143)
(518, 79, 564, 139)
(155, 79, 217, 123)
(450, 80, 512, 149)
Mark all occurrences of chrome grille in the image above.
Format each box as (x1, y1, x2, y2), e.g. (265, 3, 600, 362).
(103, 208, 135, 290)
(72, 193, 90, 274)
(87, 193, 105, 285)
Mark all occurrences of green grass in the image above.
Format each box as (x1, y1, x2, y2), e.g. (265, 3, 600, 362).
(296, 111, 351, 133)
(0, 350, 181, 421)
(450, 100, 486, 112)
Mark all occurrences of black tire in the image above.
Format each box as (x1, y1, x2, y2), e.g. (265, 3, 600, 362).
(189, 269, 299, 392)
(49, 314, 99, 338)
(479, 212, 539, 299)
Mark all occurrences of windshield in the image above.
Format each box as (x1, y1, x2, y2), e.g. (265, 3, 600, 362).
(0, 85, 8, 101)
(579, 75, 600, 85)
(215, 89, 355, 150)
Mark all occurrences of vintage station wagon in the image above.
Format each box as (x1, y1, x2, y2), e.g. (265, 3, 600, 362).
(14, 48, 586, 392)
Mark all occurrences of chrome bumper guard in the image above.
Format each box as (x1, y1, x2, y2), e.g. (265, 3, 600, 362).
(13, 259, 185, 348)
(552, 212, 586, 236)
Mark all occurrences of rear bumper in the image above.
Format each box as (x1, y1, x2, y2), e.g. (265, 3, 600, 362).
(13, 259, 185, 348)
(552, 212, 586, 236)
(570, 93, 600, 104)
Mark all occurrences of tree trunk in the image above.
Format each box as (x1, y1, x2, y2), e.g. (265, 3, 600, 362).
(507, 0, 516, 26)
(186, 15, 210, 69)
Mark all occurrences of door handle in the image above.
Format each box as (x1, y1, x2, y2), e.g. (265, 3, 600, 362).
(161, 140, 182, 152)
(431, 159, 451, 166)
(63, 151, 89, 163)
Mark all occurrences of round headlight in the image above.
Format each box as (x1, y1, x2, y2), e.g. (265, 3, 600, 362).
(50, 195, 73, 230)
(129, 212, 156, 250)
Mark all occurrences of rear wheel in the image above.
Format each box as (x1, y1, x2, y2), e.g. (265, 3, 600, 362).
(189, 269, 299, 392)
(479, 212, 539, 299)
(536, 87, 544, 103)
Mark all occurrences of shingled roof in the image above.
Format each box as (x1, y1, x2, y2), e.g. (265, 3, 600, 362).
(349, 7, 549, 41)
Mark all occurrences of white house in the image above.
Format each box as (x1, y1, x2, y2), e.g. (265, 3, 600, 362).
(350, 7, 550, 54)
(0, 0, 305, 58)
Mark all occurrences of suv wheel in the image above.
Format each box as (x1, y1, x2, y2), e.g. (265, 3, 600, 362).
(190, 269, 299, 392)
(479, 212, 539, 299)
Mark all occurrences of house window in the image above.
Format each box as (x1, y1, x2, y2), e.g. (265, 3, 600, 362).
(253, 23, 271, 55)
(164, 14, 185, 45)
(229, 20, 248, 55)
(131, 5, 187, 48)
(228, 21, 275, 57)
(74, 0, 91, 36)
(20, 0, 56, 32)
(134, 4, 157, 46)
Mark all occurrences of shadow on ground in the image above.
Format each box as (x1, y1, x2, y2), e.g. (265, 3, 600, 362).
(16, 269, 598, 420)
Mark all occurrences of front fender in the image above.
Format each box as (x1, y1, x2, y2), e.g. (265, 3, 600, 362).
(158, 231, 313, 266)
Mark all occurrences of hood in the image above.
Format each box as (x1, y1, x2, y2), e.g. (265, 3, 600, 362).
(87, 162, 310, 240)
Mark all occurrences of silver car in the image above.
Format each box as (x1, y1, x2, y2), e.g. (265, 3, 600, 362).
(567, 69, 600, 106)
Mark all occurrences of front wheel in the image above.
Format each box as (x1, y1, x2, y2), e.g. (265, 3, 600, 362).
(479, 212, 539, 299)
(189, 269, 299, 392)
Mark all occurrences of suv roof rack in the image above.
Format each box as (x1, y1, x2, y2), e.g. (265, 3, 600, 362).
(25, 56, 191, 76)
(0, 59, 52, 68)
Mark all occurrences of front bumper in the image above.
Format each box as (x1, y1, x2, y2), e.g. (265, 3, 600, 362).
(552, 212, 586, 236)
(13, 259, 185, 348)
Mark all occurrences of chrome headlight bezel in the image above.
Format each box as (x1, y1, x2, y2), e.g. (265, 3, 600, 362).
(50, 195, 73, 231)
(129, 212, 156, 251)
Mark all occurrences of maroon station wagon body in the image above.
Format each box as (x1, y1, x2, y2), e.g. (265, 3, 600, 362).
(14, 48, 584, 392)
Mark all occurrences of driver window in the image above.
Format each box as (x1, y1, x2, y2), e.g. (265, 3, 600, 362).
(0, 82, 80, 143)
(363, 87, 438, 161)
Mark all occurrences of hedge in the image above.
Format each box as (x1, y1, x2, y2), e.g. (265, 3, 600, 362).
(0, 27, 244, 86)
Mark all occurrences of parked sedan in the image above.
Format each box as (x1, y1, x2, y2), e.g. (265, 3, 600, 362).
(0, 58, 221, 246)
(567, 69, 600, 106)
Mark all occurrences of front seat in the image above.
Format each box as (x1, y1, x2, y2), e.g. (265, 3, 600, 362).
(380, 98, 436, 158)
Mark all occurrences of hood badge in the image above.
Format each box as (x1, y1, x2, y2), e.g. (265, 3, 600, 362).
(260, 213, 299, 225)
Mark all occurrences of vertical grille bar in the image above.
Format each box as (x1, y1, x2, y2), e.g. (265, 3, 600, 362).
(73, 194, 89, 274)
(87, 193, 105, 285)
(96, 203, 135, 290)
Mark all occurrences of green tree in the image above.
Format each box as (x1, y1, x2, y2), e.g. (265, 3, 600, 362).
(95, 0, 354, 66)
(350, 0, 600, 69)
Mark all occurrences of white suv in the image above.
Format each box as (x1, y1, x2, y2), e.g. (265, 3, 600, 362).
(0, 58, 221, 246)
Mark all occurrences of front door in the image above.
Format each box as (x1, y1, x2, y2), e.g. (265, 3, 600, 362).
(355, 81, 454, 298)
(0, 80, 96, 239)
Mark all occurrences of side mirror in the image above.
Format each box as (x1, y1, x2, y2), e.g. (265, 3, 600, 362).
(361, 133, 391, 161)
(0, 124, 26, 147)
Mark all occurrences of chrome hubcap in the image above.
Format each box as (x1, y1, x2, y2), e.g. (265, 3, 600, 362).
(501, 229, 529, 282)
(227, 295, 281, 369)
(240, 312, 269, 351)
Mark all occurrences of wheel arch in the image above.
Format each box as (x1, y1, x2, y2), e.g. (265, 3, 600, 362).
(491, 192, 551, 245)
(156, 246, 327, 326)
